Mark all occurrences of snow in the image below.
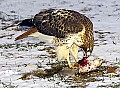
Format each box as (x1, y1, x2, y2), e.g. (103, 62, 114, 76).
(0, 0, 120, 88)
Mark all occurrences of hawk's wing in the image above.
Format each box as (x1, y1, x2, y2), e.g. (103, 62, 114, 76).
(33, 9, 84, 38)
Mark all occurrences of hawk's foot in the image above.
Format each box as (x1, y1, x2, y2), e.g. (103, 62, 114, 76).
(68, 63, 78, 69)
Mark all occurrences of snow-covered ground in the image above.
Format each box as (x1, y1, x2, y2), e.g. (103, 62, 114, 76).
(0, 0, 120, 88)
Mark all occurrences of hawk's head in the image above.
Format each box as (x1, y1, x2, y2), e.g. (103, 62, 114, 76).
(82, 31, 94, 58)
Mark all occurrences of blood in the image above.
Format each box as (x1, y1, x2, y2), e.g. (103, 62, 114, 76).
(78, 56, 88, 67)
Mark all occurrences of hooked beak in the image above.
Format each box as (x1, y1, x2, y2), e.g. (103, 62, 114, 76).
(84, 51, 91, 58)
(86, 51, 91, 57)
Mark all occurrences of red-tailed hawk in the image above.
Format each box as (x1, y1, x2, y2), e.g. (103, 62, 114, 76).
(15, 9, 94, 68)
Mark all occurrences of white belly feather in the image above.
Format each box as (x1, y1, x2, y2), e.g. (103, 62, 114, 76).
(28, 32, 55, 43)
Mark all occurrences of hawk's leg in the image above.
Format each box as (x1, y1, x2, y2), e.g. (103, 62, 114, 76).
(66, 55, 75, 68)
(56, 45, 75, 68)
(70, 44, 79, 62)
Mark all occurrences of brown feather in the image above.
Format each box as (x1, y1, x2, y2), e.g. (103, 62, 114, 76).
(15, 28, 38, 41)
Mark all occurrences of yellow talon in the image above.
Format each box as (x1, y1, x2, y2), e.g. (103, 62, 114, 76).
(68, 63, 78, 69)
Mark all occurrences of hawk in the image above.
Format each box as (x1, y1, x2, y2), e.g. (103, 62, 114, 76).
(15, 9, 94, 68)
